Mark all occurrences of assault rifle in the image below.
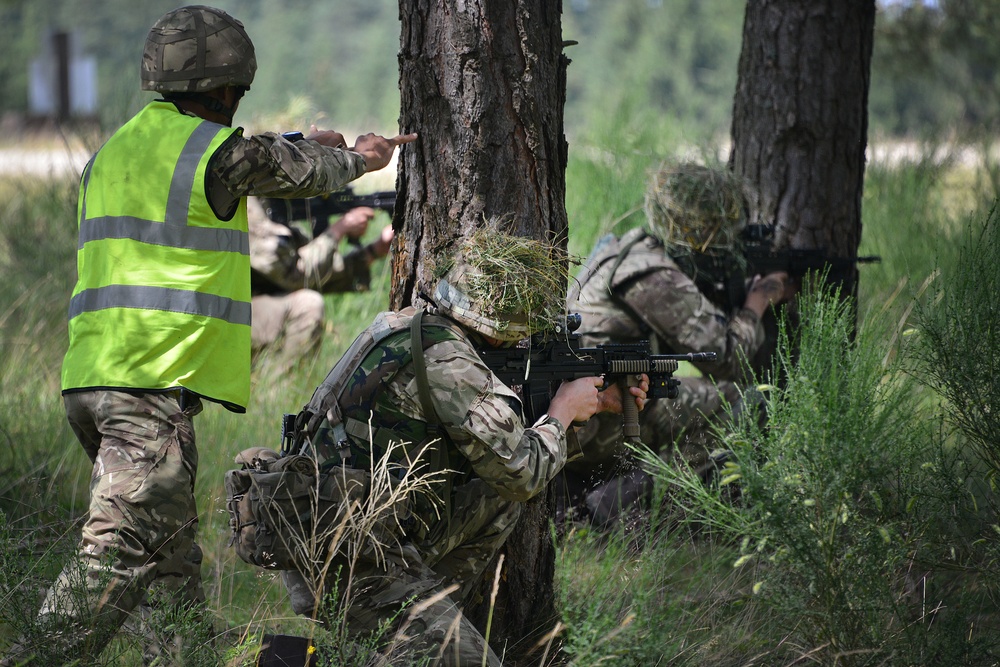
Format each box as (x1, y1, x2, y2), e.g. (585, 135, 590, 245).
(742, 224, 881, 278)
(262, 186, 396, 238)
(478, 314, 717, 443)
(688, 224, 882, 312)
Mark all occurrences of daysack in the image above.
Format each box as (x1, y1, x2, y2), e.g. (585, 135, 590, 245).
(225, 448, 404, 571)
(291, 307, 465, 466)
(225, 308, 464, 571)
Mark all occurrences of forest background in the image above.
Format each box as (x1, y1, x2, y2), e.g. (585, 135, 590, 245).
(3, 0, 1000, 665)
(1, 0, 996, 153)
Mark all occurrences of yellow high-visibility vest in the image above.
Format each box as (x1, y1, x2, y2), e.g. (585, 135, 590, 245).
(62, 101, 251, 411)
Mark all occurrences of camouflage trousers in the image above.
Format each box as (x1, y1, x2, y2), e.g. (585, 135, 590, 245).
(282, 478, 520, 666)
(33, 390, 206, 659)
(251, 290, 325, 373)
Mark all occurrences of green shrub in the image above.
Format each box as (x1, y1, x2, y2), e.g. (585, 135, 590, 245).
(911, 203, 1000, 478)
(637, 283, 995, 666)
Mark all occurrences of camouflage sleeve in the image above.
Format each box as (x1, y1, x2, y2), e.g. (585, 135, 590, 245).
(420, 339, 569, 503)
(620, 266, 765, 380)
(247, 196, 370, 293)
(212, 131, 367, 199)
(248, 202, 301, 290)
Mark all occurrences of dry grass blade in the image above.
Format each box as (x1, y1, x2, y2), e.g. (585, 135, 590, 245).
(257, 434, 448, 624)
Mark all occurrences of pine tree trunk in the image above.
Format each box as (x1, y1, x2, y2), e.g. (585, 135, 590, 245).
(393, 0, 569, 306)
(394, 1, 569, 662)
(729, 0, 876, 303)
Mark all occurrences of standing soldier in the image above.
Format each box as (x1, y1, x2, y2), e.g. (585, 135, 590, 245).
(0, 5, 414, 665)
(275, 229, 648, 665)
(566, 162, 797, 526)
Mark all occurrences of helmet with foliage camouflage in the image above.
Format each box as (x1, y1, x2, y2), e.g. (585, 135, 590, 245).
(433, 227, 568, 342)
(644, 161, 749, 262)
(141, 5, 257, 93)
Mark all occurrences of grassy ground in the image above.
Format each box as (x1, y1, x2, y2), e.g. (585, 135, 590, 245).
(1, 134, 998, 664)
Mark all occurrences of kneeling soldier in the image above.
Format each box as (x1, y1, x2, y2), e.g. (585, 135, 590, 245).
(280, 228, 647, 666)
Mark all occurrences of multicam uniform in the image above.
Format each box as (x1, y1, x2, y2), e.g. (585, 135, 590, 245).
(45, 99, 368, 659)
(247, 196, 372, 368)
(569, 228, 765, 482)
(282, 307, 576, 667)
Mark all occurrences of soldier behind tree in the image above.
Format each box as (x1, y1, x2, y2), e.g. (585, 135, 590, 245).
(566, 162, 797, 526)
(248, 196, 393, 373)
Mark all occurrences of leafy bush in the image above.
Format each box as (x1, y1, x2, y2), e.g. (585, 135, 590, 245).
(911, 204, 1000, 478)
(636, 283, 997, 666)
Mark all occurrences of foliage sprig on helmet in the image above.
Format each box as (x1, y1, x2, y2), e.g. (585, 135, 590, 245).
(644, 161, 751, 283)
(433, 223, 569, 342)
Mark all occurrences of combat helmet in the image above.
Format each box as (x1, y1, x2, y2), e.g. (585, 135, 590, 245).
(141, 5, 257, 93)
(644, 161, 750, 285)
(433, 226, 568, 342)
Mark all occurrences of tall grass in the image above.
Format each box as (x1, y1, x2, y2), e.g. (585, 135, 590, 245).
(2, 136, 998, 664)
(625, 281, 996, 665)
(0, 176, 89, 521)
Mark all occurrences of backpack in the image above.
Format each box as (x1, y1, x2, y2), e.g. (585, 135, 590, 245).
(224, 450, 386, 571)
(224, 307, 465, 570)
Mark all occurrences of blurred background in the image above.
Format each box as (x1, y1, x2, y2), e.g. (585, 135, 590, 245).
(0, 0, 993, 152)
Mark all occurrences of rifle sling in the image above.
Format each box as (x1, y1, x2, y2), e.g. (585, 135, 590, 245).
(605, 229, 661, 353)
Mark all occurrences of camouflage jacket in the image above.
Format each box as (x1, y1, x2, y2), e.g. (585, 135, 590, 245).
(247, 196, 370, 295)
(313, 308, 574, 506)
(570, 228, 764, 382)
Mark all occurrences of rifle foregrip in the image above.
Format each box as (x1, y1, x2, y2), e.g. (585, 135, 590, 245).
(621, 375, 641, 444)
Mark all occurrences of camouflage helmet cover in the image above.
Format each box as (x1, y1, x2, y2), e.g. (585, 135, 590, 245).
(141, 5, 257, 93)
(433, 229, 568, 342)
(644, 161, 749, 260)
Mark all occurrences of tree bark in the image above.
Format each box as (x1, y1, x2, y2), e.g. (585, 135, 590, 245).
(394, 1, 569, 662)
(393, 0, 569, 307)
(729, 0, 876, 302)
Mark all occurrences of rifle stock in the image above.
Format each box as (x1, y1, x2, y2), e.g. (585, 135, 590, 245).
(263, 186, 396, 237)
(478, 315, 716, 443)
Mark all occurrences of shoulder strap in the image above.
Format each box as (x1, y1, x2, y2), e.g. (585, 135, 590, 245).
(409, 307, 456, 533)
(604, 228, 655, 295)
(410, 308, 440, 426)
(293, 309, 413, 454)
(567, 232, 618, 304)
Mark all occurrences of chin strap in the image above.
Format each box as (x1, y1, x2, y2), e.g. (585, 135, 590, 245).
(166, 87, 244, 124)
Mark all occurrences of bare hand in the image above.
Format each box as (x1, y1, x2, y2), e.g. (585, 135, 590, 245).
(305, 125, 348, 150)
(327, 207, 374, 243)
(546, 376, 603, 429)
(351, 132, 419, 172)
(597, 374, 650, 415)
(372, 224, 394, 257)
(744, 271, 796, 317)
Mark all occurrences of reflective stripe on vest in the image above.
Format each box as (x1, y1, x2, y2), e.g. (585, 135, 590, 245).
(62, 101, 251, 410)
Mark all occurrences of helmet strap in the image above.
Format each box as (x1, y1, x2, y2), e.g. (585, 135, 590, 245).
(165, 88, 243, 125)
